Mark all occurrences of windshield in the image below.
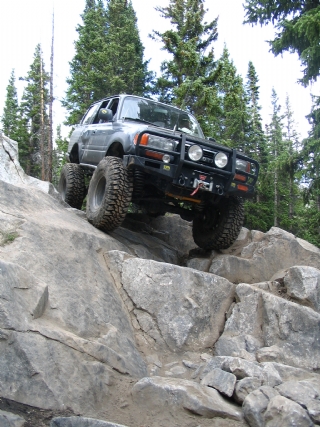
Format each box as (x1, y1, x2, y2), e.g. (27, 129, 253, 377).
(119, 96, 204, 138)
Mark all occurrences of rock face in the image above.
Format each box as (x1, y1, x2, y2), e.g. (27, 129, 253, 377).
(1, 132, 320, 427)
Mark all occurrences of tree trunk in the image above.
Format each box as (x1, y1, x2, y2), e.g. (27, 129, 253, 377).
(48, 12, 54, 182)
(40, 57, 45, 181)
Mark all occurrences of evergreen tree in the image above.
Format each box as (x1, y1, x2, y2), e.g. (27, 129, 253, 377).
(153, 0, 221, 136)
(103, 0, 151, 96)
(1, 70, 21, 141)
(63, 0, 109, 125)
(20, 44, 50, 179)
(243, 0, 320, 85)
(215, 46, 249, 150)
(296, 93, 320, 246)
(64, 0, 151, 125)
(245, 62, 267, 162)
(243, 61, 271, 231)
(302, 95, 320, 212)
(281, 95, 302, 231)
(266, 88, 294, 229)
(52, 125, 69, 187)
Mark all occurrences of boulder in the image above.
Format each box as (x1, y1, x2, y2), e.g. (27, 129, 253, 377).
(233, 377, 263, 404)
(0, 177, 147, 413)
(264, 395, 313, 427)
(0, 410, 25, 427)
(200, 368, 237, 397)
(275, 380, 319, 408)
(1, 133, 320, 427)
(132, 376, 243, 421)
(215, 282, 320, 370)
(209, 227, 320, 284)
(111, 253, 236, 351)
(242, 386, 279, 427)
(284, 265, 320, 312)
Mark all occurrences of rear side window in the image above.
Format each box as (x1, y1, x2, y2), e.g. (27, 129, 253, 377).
(82, 103, 101, 125)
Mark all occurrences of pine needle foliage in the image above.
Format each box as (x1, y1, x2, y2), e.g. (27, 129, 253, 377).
(63, 0, 151, 125)
(20, 44, 50, 179)
(1, 70, 21, 141)
(243, 0, 320, 85)
(152, 0, 221, 136)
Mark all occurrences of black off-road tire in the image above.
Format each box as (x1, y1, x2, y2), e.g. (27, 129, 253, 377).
(58, 163, 86, 210)
(86, 156, 133, 232)
(192, 196, 244, 250)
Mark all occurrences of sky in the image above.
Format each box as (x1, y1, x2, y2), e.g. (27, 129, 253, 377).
(0, 0, 319, 140)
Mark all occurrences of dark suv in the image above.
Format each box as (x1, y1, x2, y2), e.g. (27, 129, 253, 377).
(59, 94, 259, 250)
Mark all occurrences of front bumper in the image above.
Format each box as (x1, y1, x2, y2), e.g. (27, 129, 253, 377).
(123, 129, 259, 198)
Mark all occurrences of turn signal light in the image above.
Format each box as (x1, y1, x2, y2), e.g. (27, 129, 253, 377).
(237, 184, 248, 192)
(234, 173, 247, 182)
(145, 150, 163, 160)
(134, 133, 149, 145)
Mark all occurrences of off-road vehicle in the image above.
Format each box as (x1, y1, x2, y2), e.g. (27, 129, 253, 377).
(59, 94, 259, 250)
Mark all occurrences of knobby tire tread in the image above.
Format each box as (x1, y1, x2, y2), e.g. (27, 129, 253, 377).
(58, 163, 85, 210)
(86, 157, 133, 232)
(193, 196, 244, 250)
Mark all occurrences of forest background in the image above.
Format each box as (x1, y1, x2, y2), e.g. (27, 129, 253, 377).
(1, 0, 319, 247)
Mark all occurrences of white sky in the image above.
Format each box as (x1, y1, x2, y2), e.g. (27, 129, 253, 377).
(0, 0, 319, 139)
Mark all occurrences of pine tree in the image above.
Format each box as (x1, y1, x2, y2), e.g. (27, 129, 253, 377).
(245, 62, 267, 162)
(281, 95, 302, 231)
(1, 70, 20, 141)
(303, 95, 320, 213)
(243, 62, 271, 231)
(267, 88, 287, 228)
(215, 46, 249, 150)
(52, 125, 69, 187)
(63, 0, 109, 125)
(103, 0, 151, 95)
(243, 0, 320, 85)
(153, 0, 221, 136)
(64, 0, 151, 125)
(20, 44, 50, 179)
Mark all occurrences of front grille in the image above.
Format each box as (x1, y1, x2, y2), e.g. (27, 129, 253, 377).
(184, 144, 218, 165)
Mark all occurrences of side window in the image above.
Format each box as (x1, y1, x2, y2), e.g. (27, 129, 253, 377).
(81, 103, 101, 125)
(108, 98, 119, 117)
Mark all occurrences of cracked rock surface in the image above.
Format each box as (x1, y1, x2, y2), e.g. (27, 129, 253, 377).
(1, 133, 320, 427)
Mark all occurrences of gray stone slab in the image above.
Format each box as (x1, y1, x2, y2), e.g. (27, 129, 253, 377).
(201, 368, 236, 397)
(265, 395, 313, 427)
(51, 417, 129, 427)
(132, 376, 243, 421)
(0, 410, 25, 427)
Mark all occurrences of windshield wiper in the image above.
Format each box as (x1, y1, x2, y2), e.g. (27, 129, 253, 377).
(122, 117, 159, 126)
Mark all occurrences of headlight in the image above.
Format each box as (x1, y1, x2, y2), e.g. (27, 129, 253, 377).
(134, 133, 176, 151)
(236, 159, 250, 173)
(188, 145, 203, 161)
(214, 152, 228, 168)
(148, 135, 176, 151)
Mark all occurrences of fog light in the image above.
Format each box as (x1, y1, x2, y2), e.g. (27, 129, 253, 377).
(214, 152, 228, 168)
(162, 154, 171, 163)
(188, 145, 203, 161)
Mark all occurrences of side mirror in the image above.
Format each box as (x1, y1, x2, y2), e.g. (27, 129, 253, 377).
(207, 137, 216, 142)
(98, 108, 113, 122)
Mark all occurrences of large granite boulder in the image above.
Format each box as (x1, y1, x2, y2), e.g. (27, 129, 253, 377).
(214, 281, 320, 370)
(207, 227, 320, 283)
(1, 132, 320, 427)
